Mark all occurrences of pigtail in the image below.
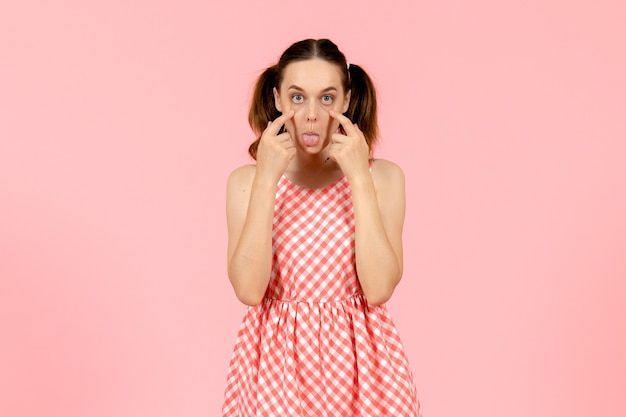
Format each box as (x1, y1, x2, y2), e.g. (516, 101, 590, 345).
(248, 65, 281, 160)
(345, 64, 379, 151)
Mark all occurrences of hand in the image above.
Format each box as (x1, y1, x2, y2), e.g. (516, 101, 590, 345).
(328, 110, 370, 181)
(255, 110, 296, 184)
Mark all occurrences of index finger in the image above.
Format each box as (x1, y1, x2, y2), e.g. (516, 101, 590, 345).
(267, 110, 294, 135)
(329, 110, 358, 136)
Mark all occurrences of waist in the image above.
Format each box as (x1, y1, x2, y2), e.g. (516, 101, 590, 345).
(262, 292, 365, 305)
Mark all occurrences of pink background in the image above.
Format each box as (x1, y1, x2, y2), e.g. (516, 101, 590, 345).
(1, 1, 625, 416)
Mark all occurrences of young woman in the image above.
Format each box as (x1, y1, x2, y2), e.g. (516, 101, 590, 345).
(222, 38, 422, 416)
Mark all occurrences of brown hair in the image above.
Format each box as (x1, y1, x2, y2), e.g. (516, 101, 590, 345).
(247, 39, 379, 159)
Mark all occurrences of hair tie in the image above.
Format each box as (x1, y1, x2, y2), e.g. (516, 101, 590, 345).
(347, 62, 350, 70)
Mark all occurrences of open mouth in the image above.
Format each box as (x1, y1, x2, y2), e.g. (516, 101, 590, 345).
(302, 132, 320, 147)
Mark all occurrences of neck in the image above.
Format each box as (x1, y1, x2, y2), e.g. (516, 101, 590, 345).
(291, 152, 334, 171)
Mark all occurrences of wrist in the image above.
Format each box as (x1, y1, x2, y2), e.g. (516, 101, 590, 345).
(346, 170, 374, 190)
(252, 173, 280, 191)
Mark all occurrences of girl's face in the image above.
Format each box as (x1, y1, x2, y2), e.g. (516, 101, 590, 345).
(273, 59, 350, 156)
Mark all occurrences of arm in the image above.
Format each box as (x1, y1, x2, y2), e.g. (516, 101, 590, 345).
(351, 159, 405, 305)
(327, 110, 405, 306)
(226, 165, 276, 306)
(226, 111, 296, 306)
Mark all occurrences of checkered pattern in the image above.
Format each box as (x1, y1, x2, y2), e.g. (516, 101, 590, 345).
(222, 175, 422, 416)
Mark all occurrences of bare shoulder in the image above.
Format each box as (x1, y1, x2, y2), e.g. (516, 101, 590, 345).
(227, 164, 256, 192)
(370, 158, 405, 189)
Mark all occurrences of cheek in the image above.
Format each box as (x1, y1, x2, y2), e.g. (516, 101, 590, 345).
(284, 119, 296, 134)
(289, 108, 306, 130)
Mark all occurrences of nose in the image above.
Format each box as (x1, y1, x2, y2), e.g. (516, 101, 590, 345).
(305, 101, 318, 122)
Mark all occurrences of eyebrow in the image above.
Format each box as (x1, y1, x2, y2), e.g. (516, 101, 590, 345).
(287, 85, 338, 93)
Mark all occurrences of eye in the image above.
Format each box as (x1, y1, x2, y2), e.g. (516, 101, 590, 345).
(291, 94, 304, 104)
(321, 95, 334, 105)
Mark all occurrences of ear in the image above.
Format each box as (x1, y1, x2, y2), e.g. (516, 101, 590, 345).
(342, 89, 351, 113)
(273, 87, 282, 112)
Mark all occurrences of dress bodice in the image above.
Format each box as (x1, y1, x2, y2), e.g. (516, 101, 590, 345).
(265, 174, 361, 302)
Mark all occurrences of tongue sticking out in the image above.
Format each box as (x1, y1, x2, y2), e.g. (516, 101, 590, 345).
(302, 133, 320, 147)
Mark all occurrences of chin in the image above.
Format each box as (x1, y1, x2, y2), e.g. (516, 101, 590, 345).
(300, 142, 325, 154)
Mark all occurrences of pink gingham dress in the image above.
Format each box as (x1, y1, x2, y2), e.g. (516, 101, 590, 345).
(222, 173, 422, 416)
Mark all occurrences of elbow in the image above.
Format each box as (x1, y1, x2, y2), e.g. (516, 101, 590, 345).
(232, 283, 266, 306)
(228, 263, 269, 306)
(235, 291, 264, 306)
(365, 296, 388, 306)
(362, 281, 397, 306)
(364, 289, 394, 306)
(361, 271, 402, 306)
(229, 274, 267, 306)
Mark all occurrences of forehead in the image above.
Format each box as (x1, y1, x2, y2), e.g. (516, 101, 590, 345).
(280, 59, 344, 92)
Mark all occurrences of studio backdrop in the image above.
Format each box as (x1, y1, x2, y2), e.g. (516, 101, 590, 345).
(1, 1, 625, 416)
